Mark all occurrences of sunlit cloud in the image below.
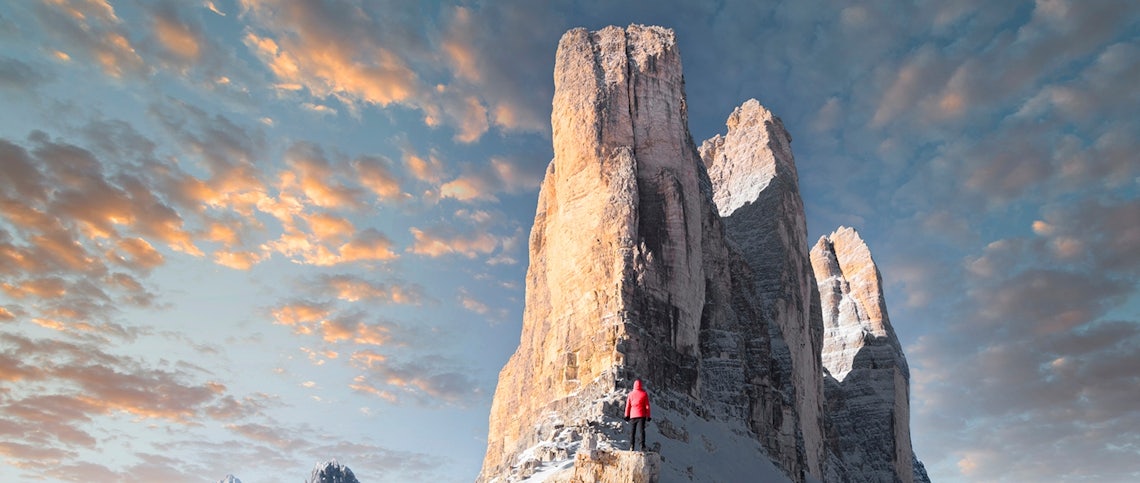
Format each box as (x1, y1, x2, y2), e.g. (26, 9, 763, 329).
(0, 332, 263, 474)
(298, 212, 354, 242)
(336, 229, 398, 264)
(301, 102, 337, 116)
(270, 300, 330, 328)
(240, 4, 419, 107)
(315, 274, 424, 305)
(439, 156, 544, 202)
(213, 249, 266, 270)
(32, 0, 147, 79)
(352, 155, 403, 201)
(403, 151, 444, 184)
(408, 226, 499, 259)
(151, 6, 202, 63)
(281, 142, 364, 210)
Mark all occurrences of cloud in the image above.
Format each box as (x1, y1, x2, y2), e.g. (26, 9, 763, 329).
(349, 355, 482, 406)
(281, 141, 365, 209)
(439, 156, 545, 202)
(31, 0, 147, 78)
(0, 332, 263, 473)
(0, 57, 53, 91)
(314, 274, 424, 304)
(0, 133, 231, 332)
(238, 0, 555, 141)
(352, 155, 403, 201)
(436, 3, 555, 134)
(457, 287, 509, 323)
(907, 193, 1140, 479)
(336, 228, 399, 264)
(149, 3, 203, 64)
(239, 1, 421, 108)
(408, 226, 500, 259)
(403, 150, 445, 184)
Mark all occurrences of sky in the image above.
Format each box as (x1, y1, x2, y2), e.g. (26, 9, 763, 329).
(0, 0, 1136, 481)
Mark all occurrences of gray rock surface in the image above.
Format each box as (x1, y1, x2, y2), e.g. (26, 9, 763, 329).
(478, 25, 800, 483)
(700, 99, 827, 480)
(811, 227, 929, 483)
(478, 24, 928, 483)
(307, 459, 360, 483)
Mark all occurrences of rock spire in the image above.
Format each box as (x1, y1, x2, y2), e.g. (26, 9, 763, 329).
(700, 99, 828, 479)
(478, 24, 801, 482)
(478, 24, 928, 483)
(811, 227, 929, 483)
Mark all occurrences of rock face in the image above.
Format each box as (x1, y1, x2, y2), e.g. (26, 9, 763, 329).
(478, 24, 800, 482)
(811, 227, 929, 483)
(564, 450, 662, 483)
(479, 24, 927, 483)
(700, 99, 827, 479)
(307, 459, 360, 483)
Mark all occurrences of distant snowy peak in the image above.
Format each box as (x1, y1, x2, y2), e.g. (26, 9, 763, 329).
(218, 475, 241, 483)
(307, 459, 360, 483)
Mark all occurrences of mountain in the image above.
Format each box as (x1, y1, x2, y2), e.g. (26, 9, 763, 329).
(307, 459, 360, 483)
(811, 228, 931, 483)
(217, 475, 241, 483)
(700, 98, 828, 478)
(478, 24, 928, 483)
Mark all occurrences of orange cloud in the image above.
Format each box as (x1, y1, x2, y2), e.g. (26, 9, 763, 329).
(108, 237, 164, 273)
(318, 318, 391, 347)
(299, 211, 354, 242)
(337, 229, 398, 263)
(409, 227, 499, 258)
(442, 7, 480, 82)
(213, 249, 266, 270)
(270, 301, 330, 328)
(241, 16, 418, 107)
(353, 156, 402, 201)
(281, 144, 364, 210)
(403, 151, 444, 183)
(2, 277, 68, 299)
(36, 0, 146, 78)
(152, 10, 201, 61)
(317, 275, 422, 304)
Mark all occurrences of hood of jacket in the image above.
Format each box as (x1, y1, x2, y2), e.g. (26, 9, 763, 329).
(633, 380, 642, 391)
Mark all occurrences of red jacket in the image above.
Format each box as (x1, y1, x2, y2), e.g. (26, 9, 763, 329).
(624, 380, 651, 419)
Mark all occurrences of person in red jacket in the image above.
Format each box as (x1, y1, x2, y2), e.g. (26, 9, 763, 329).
(623, 379, 651, 451)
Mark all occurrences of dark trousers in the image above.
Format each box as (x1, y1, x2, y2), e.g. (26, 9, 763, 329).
(629, 417, 646, 450)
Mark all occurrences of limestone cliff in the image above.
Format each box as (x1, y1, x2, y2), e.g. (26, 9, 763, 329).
(478, 24, 928, 483)
(811, 227, 930, 483)
(700, 99, 828, 480)
(478, 25, 801, 483)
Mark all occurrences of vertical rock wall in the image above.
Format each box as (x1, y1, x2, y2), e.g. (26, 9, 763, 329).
(700, 100, 827, 480)
(478, 25, 801, 482)
(479, 24, 928, 483)
(811, 227, 927, 483)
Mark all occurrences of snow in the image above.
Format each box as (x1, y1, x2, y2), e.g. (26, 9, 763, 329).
(511, 402, 795, 483)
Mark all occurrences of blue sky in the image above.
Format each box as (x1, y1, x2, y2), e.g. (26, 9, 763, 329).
(0, 1, 1136, 481)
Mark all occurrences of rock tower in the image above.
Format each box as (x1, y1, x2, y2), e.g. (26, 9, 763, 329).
(479, 25, 928, 483)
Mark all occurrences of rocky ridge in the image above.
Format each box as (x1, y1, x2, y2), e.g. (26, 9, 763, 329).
(479, 24, 927, 483)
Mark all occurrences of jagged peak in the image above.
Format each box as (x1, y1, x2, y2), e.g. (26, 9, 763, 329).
(701, 98, 799, 217)
(307, 459, 359, 483)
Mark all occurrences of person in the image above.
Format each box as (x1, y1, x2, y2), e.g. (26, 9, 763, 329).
(623, 379, 651, 451)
